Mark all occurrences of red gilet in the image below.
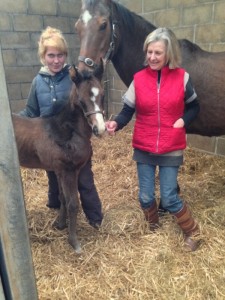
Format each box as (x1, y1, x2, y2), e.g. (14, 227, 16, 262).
(132, 66, 186, 154)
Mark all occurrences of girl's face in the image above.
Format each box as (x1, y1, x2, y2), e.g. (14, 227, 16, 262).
(146, 41, 167, 71)
(43, 47, 66, 74)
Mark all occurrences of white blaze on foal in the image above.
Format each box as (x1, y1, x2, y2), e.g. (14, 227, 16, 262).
(91, 86, 105, 134)
(91, 87, 101, 112)
(91, 87, 99, 102)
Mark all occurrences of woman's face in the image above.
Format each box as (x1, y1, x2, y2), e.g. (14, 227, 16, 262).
(43, 47, 66, 74)
(146, 40, 167, 71)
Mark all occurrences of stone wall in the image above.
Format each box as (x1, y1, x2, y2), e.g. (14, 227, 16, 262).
(106, 0, 225, 156)
(1, 0, 225, 156)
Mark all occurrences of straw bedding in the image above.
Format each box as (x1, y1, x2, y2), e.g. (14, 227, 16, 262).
(21, 125, 225, 300)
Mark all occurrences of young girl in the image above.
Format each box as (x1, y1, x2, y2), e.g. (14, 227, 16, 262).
(20, 26, 103, 228)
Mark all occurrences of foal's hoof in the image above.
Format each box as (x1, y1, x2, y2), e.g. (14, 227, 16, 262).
(74, 245, 82, 254)
(69, 239, 82, 254)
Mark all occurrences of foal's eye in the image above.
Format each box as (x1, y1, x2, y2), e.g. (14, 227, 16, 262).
(100, 22, 107, 31)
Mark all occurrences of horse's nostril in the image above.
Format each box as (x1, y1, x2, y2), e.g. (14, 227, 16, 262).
(93, 125, 99, 136)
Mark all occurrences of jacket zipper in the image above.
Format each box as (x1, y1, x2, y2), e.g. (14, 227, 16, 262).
(156, 71, 161, 152)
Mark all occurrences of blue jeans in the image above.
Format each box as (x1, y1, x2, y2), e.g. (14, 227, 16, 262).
(137, 163, 183, 213)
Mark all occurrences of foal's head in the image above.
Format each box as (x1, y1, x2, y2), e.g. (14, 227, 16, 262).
(69, 63, 105, 136)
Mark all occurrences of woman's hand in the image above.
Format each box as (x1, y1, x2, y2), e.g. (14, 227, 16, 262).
(173, 118, 185, 128)
(105, 120, 118, 135)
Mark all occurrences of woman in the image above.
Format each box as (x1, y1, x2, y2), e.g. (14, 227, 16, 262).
(20, 26, 103, 228)
(106, 27, 200, 251)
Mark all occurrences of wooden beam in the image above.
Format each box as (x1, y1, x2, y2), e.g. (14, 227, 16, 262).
(0, 45, 38, 300)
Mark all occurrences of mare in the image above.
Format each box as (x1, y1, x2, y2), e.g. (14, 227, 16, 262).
(12, 65, 105, 253)
(76, 0, 225, 137)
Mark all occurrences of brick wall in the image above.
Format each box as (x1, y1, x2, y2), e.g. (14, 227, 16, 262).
(0, 0, 225, 156)
(106, 0, 225, 156)
(0, 0, 81, 112)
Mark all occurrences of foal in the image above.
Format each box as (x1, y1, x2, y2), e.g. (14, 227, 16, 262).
(13, 66, 105, 253)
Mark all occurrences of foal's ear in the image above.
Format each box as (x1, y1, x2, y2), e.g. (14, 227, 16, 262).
(94, 58, 104, 81)
(69, 65, 83, 85)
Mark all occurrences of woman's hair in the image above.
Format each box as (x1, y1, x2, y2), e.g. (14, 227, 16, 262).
(38, 26, 68, 65)
(143, 27, 181, 69)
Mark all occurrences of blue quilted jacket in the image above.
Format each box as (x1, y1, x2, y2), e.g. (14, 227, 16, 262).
(20, 64, 73, 117)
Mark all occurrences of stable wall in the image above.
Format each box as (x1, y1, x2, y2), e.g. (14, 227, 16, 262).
(0, 0, 225, 156)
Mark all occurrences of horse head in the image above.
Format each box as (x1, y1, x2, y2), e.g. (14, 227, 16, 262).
(75, 0, 118, 72)
(69, 62, 105, 137)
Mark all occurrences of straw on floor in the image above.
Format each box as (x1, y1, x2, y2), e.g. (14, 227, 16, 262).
(21, 125, 225, 300)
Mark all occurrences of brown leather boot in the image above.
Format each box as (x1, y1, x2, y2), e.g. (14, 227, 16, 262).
(173, 203, 200, 251)
(143, 201, 159, 231)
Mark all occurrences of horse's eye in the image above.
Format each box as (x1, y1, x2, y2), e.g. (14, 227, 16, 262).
(100, 22, 107, 31)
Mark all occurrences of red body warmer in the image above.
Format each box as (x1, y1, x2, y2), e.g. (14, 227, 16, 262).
(132, 66, 186, 154)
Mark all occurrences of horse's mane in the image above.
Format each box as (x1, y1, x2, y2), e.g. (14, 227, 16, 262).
(82, 0, 155, 35)
(42, 81, 86, 144)
(179, 39, 202, 53)
(43, 98, 82, 143)
(112, 1, 156, 35)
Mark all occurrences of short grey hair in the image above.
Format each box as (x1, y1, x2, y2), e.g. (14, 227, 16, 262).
(143, 27, 181, 69)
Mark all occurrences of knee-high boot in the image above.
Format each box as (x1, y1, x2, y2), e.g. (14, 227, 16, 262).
(142, 201, 159, 231)
(173, 203, 200, 251)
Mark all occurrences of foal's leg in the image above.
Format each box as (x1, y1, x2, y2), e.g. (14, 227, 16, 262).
(53, 179, 67, 229)
(60, 171, 81, 253)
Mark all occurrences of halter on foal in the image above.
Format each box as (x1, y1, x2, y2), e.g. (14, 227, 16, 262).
(13, 65, 105, 253)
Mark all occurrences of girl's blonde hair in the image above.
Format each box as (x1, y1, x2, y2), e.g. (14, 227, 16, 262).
(143, 27, 181, 69)
(38, 26, 68, 65)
